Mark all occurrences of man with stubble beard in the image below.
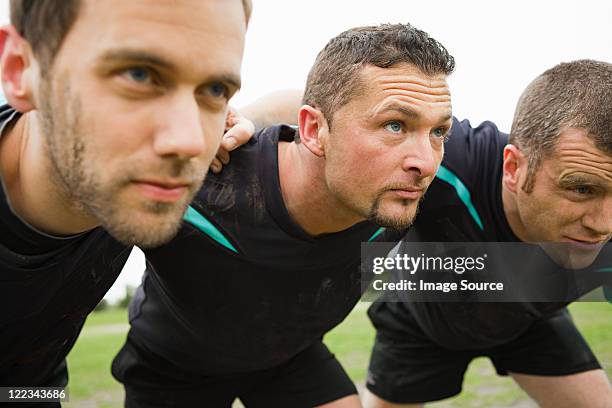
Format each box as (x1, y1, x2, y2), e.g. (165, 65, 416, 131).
(0, 0, 250, 400)
(245, 59, 612, 408)
(364, 60, 612, 408)
(112, 23, 455, 408)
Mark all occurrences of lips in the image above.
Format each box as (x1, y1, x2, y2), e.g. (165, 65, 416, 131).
(388, 188, 424, 200)
(132, 179, 192, 203)
(564, 237, 607, 250)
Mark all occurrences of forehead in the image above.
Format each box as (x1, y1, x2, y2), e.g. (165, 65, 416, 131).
(348, 63, 451, 121)
(55, 0, 246, 79)
(544, 128, 612, 184)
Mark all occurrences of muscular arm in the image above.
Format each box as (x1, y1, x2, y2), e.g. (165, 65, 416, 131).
(239, 89, 303, 129)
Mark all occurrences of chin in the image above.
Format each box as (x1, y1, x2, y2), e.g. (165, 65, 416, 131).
(539, 242, 603, 270)
(111, 220, 182, 248)
(372, 210, 417, 230)
(102, 206, 186, 248)
(566, 249, 604, 270)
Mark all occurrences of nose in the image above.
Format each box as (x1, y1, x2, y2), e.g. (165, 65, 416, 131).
(582, 196, 612, 237)
(400, 131, 439, 178)
(153, 94, 207, 159)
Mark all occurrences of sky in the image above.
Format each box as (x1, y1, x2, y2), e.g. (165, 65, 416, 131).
(0, 1, 610, 301)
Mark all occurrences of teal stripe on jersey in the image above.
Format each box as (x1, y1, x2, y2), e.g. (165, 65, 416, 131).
(435, 165, 484, 231)
(368, 227, 386, 242)
(183, 206, 238, 253)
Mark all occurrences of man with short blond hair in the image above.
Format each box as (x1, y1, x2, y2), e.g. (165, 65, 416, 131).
(365, 60, 612, 408)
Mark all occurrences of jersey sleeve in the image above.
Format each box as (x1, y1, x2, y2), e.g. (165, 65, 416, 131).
(442, 118, 508, 190)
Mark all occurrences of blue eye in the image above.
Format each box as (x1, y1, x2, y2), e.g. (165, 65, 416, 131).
(206, 82, 228, 99)
(432, 127, 447, 139)
(385, 121, 403, 133)
(573, 186, 593, 195)
(124, 67, 152, 84)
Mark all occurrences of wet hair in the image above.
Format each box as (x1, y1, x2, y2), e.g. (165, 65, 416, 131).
(509, 60, 612, 192)
(303, 23, 455, 128)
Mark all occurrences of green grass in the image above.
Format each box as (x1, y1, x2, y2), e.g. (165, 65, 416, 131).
(326, 302, 612, 408)
(81, 308, 128, 327)
(64, 309, 128, 407)
(64, 302, 610, 407)
(569, 302, 612, 378)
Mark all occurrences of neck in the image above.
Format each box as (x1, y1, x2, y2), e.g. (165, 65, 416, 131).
(278, 141, 364, 237)
(0, 112, 98, 236)
(501, 181, 528, 242)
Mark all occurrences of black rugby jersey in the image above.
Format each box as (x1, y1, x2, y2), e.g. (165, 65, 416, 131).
(369, 118, 610, 350)
(131, 125, 404, 374)
(0, 105, 131, 385)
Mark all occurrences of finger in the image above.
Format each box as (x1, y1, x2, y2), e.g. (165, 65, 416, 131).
(210, 158, 222, 174)
(217, 148, 230, 165)
(224, 121, 255, 151)
(220, 134, 238, 152)
(225, 106, 239, 129)
(225, 117, 239, 132)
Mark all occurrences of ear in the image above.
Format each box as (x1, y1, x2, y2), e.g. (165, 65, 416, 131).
(502, 144, 525, 193)
(0, 25, 38, 112)
(298, 105, 328, 157)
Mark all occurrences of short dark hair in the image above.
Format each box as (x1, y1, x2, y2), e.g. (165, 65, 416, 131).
(303, 23, 455, 127)
(10, 0, 253, 70)
(10, 0, 82, 69)
(509, 60, 612, 192)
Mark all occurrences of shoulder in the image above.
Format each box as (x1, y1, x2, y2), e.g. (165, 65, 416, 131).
(192, 124, 296, 215)
(440, 118, 507, 186)
(444, 118, 507, 165)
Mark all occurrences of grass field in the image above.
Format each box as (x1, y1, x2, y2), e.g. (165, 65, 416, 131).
(64, 302, 611, 407)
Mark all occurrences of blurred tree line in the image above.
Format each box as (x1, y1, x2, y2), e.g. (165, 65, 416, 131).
(94, 285, 135, 312)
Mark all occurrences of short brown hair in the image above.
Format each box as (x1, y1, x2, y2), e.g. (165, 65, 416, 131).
(241, 0, 253, 25)
(509, 60, 612, 192)
(303, 23, 455, 128)
(10, 0, 81, 69)
(10, 0, 252, 69)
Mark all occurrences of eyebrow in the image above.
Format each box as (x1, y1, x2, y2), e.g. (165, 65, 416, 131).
(99, 49, 176, 70)
(378, 102, 452, 124)
(97, 49, 242, 90)
(558, 174, 607, 187)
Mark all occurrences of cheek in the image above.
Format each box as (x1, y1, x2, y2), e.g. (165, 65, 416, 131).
(435, 144, 445, 166)
(201, 111, 227, 156)
(66, 85, 150, 156)
(553, 202, 585, 226)
(94, 116, 151, 158)
(329, 149, 384, 188)
(520, 191, 580, 237)
(518, 190, 553, 226)
(326, 132, 396, 189)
